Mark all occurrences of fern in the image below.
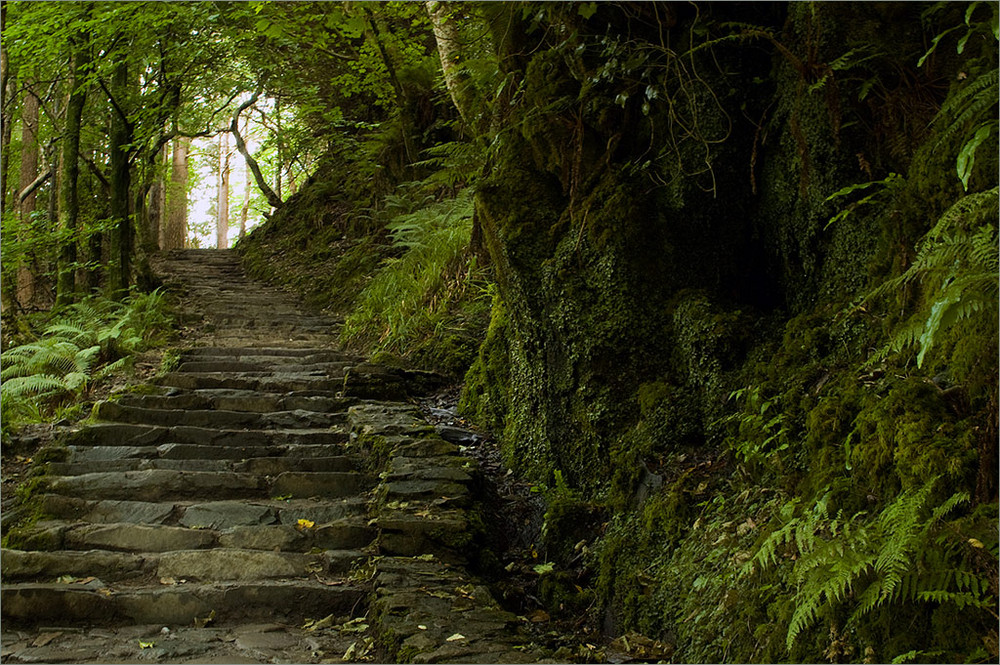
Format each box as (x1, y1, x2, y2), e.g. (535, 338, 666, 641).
(862, 187, 998, 367)
(746, 478, 993, 654)
(0, 374, 71, 397)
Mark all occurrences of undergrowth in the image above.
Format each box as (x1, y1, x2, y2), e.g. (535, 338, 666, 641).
(340, 187, 490, 375)
(0, 289, 174, 437)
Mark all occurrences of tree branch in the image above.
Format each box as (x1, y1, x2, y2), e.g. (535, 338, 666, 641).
(231, 89, 282, 209)
(18, 169, 50, 203)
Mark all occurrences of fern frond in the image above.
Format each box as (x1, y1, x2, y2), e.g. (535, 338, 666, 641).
(0, 374, 69, 397)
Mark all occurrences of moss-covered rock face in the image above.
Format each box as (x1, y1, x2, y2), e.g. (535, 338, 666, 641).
(463, 2, 998, 662)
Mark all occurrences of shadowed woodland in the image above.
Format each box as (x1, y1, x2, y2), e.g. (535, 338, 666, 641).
(1, 1, 998, 663)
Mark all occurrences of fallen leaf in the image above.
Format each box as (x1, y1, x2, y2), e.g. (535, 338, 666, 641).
(969, 538, 985, 548)
(296, 518, 315, 530)
(306, 614, 335, 631)
(159, 577, 177, 586)
(97, 588, 113, 597)
(56, 575, 76, 584)
(32, 632, 61, 647)
(75, 576, 97, 585)
(139, 641, 155, 649)
(446, 633, 466, 642)
(193, 609, 215, 628)
(418, 625, 427, 630)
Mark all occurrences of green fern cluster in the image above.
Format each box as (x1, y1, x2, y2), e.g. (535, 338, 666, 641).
(1, 289, 173, 432)
(744, 477, 996, 657)
(865, 187, 998, 368)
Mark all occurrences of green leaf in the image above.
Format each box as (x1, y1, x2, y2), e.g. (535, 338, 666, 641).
(533, 562, 555, 575)
(956, 125, 992, 191)
(578, 3, 598, 19)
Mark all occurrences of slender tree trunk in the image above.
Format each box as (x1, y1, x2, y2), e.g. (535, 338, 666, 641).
(0, 21, 16, 217)
(425, 0, 476, 128)
(217, 131, 229, 249)
(231, 91, 282, 209)
(148, 181, 163, 251)
(274, 97, 282, 201)
(54, 47, 89, 306)
(163, 136, 190, 249)
(363, 7, 417, 164)
(16, 85, 40, 308)
(107, 60, 131, 297)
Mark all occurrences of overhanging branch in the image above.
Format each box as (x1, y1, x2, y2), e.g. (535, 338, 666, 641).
(231, 89, 282, 209)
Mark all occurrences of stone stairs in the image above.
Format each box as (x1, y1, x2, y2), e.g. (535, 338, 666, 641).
(1, 250, 544, 663)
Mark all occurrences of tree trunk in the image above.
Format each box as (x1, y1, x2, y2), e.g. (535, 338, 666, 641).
(363, 7, 417, 164)
(217, 131, 229, 249)
(425, 0, 476, 128)
(147, 150, 165, 251)
(54, 49, 89, 306)
(107, 60, 131, 297)
(231, 91, 282, 209)
(274, 97, 282, 201)
(0, 17, 16, 217)
(163, 136, 190, 249)
(16, 85, 40, 308)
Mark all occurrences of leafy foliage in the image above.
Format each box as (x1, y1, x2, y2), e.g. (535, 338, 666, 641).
(340, 187, 487, 373)
(1, 290, 173, 432)
(864, 187, 998, 368)
(745, 478, 996, 657)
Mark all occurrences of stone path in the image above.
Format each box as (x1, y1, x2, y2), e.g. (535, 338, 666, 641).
(1, 250, 545, 664)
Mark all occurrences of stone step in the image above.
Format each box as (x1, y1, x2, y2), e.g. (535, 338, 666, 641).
(2, 548, 367, 586)
(41, 469, 372, 502)
(35, 495, 369, 528)
(67, 442, 351, 462)
(64, 423, 349, 448)
(93, 401, 347, 429)
(116, 390, 354, 414)
(183, 346, 339, 358)
(154, 372, 345, 392)
(50, 455, 359, 476)
(176, 360, 352, 373)
(179, 350, 354, 364)
(1, 579, 365, 625)
(11, 517, 375, 554)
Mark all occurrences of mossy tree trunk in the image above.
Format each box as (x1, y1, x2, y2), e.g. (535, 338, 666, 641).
(106, 60, 133, 297)
(55, 45, 90, 307)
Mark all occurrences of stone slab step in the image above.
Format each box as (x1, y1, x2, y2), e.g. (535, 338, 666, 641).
(2, 547, 368, 586)
(36, 495, 369, 528)
(182, 346, 342, 358)
(154, 373, 345, 392)
(117, 390, 354, 414)
(176, 360, 352, 373)
(67, 442, 350, 462)
(13, 517, 375, 554)
(41, 469, 372, 502)
(94, 401, 347, 429)
(1, 580, 365, 625)
(50, 455, 359, 476)
(64, 423, 349, 448)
